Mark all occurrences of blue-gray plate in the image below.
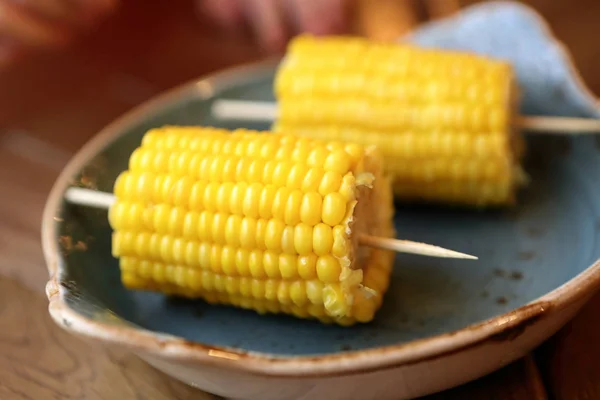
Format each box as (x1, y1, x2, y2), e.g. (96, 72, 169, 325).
(43, 61, 600, 400)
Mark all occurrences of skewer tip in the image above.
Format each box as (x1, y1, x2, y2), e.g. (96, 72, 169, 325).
(358, 235, 478, 260)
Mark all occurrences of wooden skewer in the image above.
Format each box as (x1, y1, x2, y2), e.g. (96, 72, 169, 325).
(517, 116, 600, 134)
(357, 234, 476, 259)
(212, 100, 278, 122)
(212, 99, 600, 134)
(65, 188, 116, 209)
(64, 187, 477, 260)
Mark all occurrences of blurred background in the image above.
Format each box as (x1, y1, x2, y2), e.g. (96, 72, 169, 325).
(2, 0, 600, 287)
(2, 0, 600, 155)
(2, 0, 600, 154)
(1, 2, 600, 398)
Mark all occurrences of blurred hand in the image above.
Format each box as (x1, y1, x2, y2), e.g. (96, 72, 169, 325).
(0, 0, 349, 66)
(198, 0, 349, 52)
(0, 0, 117, 65)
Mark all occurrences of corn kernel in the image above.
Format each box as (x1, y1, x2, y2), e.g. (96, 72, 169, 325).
(332, 225, 349, 258)
(300, 192, 322, 226)
(160, 235, 174, 263)
(198, 242, 211, 269)
(277, 281, 292, 304)
(153, 262, 166, 283)
(167, 207, 185, 237)
(225, 276, 239, 295)
(255, 219, 268, 250)
(187, 268, 202, 290)
(189, 181, 205, 210)
(132, 232, 149, 259)
(322, 192, 347, 226)
(235, 248, 250, 276)
(243, 183, 262, 218)
(216, 182, 234, 213)
(174, 266, 187, 287)
(298, 254, 318, 279)
(265, 280, 278, 301)
(172, 238, 185, 264)
(279, 253, 298, 279)
(182, 211, 199, 239)
(290, 281, 308, 306)
(203, 182, 219, 212)
(185, 241, 199, 267)
(235, 158, 252, 182)
(222, 157, 237, 181)
(239, 277, 252, 297)
(307, 147, 328, 167)
(272, 162, 292, 187)
(259, 185, 277, 219)
(287, 164, 309, 190)
(325, 150, 351, 174)
(239, 217, 257, 249)
(284, 190, 303, 226)
(353, 295, 377, 323)
(247, 159, 266, 182)
(313, 223, 333, 256)
(221, 246, 237, 276)
(263, 250, 281, 278)
(294, 223, 313, 255)
(306, 280, 324, 304)
(318, 171, 342, 195)
(228, 182, 246, 215)
(265, 219, 285, 251)
(139, 260, 152, 279)
(209, 245, 222, 274)
(317, 255, 342, 283)
(301, 167, 324, 192)
(113, 172, 128, 198)
(262, 160, 277, 184)
(213, 274, 225, 292)
(225, 215, 242, 247)
(322, 284, 348, 317)
(153, 204, 170, 234)
(281, 226, 296, 254)
(249, 250, 266, 279)
(211, 213, 227, 244)
(148, 233, 161, 259)
(272, 187, 291, 220)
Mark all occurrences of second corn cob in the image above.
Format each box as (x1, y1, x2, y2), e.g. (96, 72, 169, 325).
(273, 34, 528, 207)
(108, 126, 396, 325)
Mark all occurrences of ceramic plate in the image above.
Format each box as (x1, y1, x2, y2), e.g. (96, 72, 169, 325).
(43, 61, 600, 400)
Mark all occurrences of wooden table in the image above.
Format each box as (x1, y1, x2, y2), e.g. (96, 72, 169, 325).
(1, 1, 599, 398)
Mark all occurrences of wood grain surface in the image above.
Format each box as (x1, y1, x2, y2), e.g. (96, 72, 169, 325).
(0, 0, 599, 399)
(535, 293, 600, 400)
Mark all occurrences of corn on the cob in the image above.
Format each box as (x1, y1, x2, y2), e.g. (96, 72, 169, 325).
(273, 34, 528, 207)
(109, 126, 395, 325)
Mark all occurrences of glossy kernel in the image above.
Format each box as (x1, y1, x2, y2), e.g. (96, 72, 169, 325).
(300, 192, 322, 226)
(322, 192, 347, 226)
(313, 223, 333, 256)
(316, 255, 342, 283)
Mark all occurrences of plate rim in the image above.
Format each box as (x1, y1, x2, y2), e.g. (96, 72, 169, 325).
(42, 58, 600, 377)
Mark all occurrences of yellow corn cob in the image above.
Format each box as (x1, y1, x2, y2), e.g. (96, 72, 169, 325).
(273, 34, 528, 207)
(108, 126, 395, 325)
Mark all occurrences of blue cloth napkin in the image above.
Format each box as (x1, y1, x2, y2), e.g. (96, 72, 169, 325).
(406, 0, 600, 118)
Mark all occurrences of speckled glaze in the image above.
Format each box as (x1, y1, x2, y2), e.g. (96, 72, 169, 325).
(43, 4, 600, 399)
